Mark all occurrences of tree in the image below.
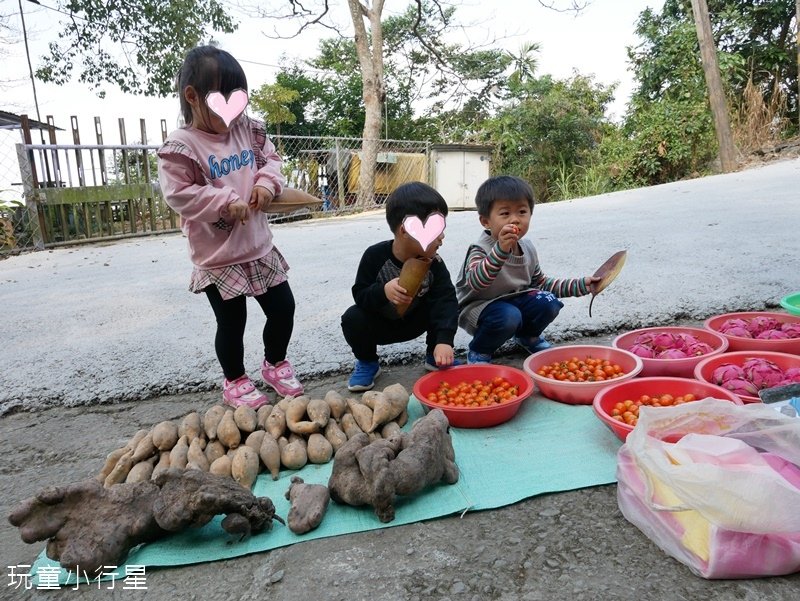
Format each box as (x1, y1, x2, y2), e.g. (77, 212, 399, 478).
(34, 0, 236, 97)
(250, 83, 300, 137)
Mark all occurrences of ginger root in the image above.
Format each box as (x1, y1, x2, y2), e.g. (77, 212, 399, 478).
(8, 468, 283, 573)
(327, 408, 458, 523)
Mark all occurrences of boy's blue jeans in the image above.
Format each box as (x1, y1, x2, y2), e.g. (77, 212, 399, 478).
(470, 291, 563, 355)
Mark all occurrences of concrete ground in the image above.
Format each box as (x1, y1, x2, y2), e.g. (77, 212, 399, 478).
(2, 159, 800, 599)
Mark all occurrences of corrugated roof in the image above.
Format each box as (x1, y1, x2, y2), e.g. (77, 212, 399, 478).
(0, 110, 62, 131)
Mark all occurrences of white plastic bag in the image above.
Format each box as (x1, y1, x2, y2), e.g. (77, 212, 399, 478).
(617, 398, 800, 578)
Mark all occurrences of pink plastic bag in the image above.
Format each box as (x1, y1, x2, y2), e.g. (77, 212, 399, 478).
(617, 399, 800, 579)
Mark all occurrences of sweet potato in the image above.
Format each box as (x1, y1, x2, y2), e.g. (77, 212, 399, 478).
(96, 447, 128, 483)
(178, 412, 203, 440)
(152, 421, 179, 451)
(231, 446, 259, 489)
(209, 455, 232, 478)
(346, 398, 374, 433)
(278, 436, 308, 470)
(324, 390, 347, 420)
(381, 421, 402, 439)
(256, 404, 273, 430)
(204, 440, 226, 465)
(286, 396, 319, 435)
(276, 396, 293, 412)
(203, 405, 227, 440)
(186, 438, 209, 471)
(130, 431, 157, 463)
(306, 398, 331, 429)
(216, 410, 241, 449)
(244, 430, 266, 457)
(265, 406, 287, 439)
(233, 406, 258, 433)
(324, 420, 348, 453)
(151, 451, 171, 480)
(259, 435, 281, 480)
(340, 413, 364, 440)
(169, 435, 189, 470)
(125, 456, 157, 483)
(103, 450, 135, 487)
(123, 429, 150, 453)
(306, 433, 333, 464)
(396, 409, 409, 428)
(396, 257, 431, 316)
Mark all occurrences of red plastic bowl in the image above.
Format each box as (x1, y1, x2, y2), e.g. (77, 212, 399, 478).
(612, 326, 729, 378)
(523, 345, 643, 405)
(413, 364, 534, 428)
(593, 377, 743, 442)
(694, 350, 800, 403)
(703, 311, 800, 355)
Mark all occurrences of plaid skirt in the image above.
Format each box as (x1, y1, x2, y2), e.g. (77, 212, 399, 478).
(189, 248, 289, 300)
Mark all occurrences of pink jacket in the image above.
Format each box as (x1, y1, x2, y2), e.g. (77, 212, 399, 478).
(157, 116, 285, 269)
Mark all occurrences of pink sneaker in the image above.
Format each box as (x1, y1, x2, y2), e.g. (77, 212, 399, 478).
(222, 375, 268, 409)
(261, 359, 304, 397)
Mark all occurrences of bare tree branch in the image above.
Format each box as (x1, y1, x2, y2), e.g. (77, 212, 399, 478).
(536, 0, 591, 14)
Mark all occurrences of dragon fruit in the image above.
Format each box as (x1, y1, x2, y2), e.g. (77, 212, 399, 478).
(783, 367, 800, 383)
(756, 329, 790, 340)
(721, 378, 759, 397)
(742, 358, 785, 389)
(656, 348, 689, 359)
(745, 316, 780, 336)
(685, 341, 714, 356)
(628, 343, 656, 358)
(632, 332, 657, 347)
(718, 318, 749, 333)
(711, 363, 745, 385)
(720, 326, 753, 338)
(780, 323, 800, 338)
(651, 332, 680, 350)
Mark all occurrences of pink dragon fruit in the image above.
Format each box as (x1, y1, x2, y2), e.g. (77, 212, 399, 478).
(718, 318, 749, 333)
(742, 358, 785, 389)
(685, 341, 714, 356)
(721, 378, 759, 397)
(632, 332, 657, 347)
(711, 363, 745, 385)
(628, 343, 656, 358)
(775, 378, 798, 387)
(745, 316, 780, 336)
(783, 367, 800, 383)
(656, 348, 689, 359)
(651, 332, 679, 350)
(720, 326, 753, 338)
(780, 323, 800, 339)
(756, 329, 790, 340)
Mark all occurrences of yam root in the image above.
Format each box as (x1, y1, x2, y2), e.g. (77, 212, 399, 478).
(8, 469, 283, 573)
(324, 390, 347, 420)
(284, 476, 330, 535)
(328, 408, 458, 523)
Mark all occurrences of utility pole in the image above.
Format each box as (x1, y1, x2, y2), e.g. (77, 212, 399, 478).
(690, 0, 737, 172)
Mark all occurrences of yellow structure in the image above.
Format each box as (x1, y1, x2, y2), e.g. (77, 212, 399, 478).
(346, 151, 428, 195)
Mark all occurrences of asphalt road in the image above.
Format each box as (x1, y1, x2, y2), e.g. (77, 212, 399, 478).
(1, 160, 799, 599)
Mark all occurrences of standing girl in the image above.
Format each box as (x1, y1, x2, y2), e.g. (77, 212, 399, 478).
(157, 45, 303, 408)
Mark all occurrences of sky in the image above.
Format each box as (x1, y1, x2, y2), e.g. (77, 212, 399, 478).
(1, 0, 665, 145)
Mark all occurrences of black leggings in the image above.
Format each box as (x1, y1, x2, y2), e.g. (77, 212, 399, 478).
(205, 281, 295, 381)
(341, 304, 436, 362)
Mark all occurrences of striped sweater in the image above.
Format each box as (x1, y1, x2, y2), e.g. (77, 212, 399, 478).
(455, 231, 589, 334)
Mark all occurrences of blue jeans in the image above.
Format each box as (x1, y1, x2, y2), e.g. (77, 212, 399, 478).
(469, 291, 563, 355)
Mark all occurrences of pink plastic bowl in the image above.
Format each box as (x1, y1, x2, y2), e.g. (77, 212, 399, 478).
(612, 326, 729, 378)
(693, 350, 800, 403)
(593, 377, 743, 442)
(413, 364, 535, 428)
(523, 345, 643, 405)
(703, 311, 800, 355)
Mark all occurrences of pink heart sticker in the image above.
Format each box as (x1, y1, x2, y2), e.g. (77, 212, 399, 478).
(403, 213, 446, 252)
(206, 89, 249, 127)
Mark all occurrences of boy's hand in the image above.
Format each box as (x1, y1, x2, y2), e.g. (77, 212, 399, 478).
(227, 198, 249, 223)
(249, 185, 275, 212)
(432, 344, 456, 369)
(498, 224, 520, 253)
(586, 275, 602, 293)
(385, 278, 413, 306)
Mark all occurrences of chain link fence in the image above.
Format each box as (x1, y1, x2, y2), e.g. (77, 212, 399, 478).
(1, 128, 432, 255)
